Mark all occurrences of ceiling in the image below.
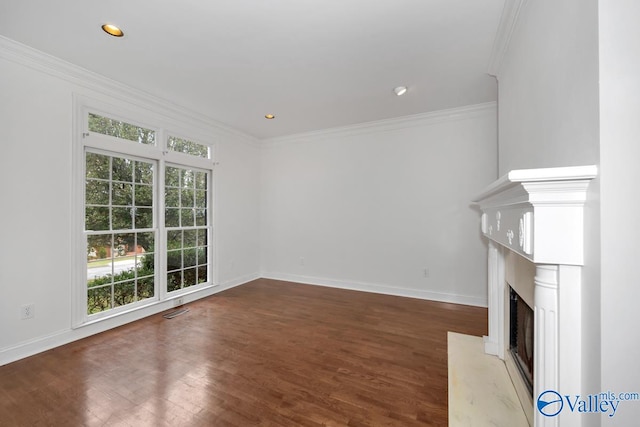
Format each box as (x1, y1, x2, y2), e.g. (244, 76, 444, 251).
(0, 0, 504, 139)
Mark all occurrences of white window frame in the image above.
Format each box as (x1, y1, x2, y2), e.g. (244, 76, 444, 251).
(72, 96, 216, 327)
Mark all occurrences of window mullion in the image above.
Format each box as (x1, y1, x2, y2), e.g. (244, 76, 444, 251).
(86, 133, 162, 161)
(157, 154, 167, 302)
(163, 151, 214, 170)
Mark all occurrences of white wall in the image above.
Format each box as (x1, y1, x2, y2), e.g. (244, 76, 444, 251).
(599, 1, 640, 425)
(0, 51, 75, 353)
(216, 133, 261, 287)
(497, 0, 599, 176)
(260, 105, 497, 306)
(0, 39, 261, 365)
(493, 0, 602, 421)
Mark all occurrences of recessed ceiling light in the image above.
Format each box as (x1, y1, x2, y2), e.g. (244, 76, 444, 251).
(394, 86, 408, 96)
(265, 114, 275, 119)
(101, 24, 124, 37)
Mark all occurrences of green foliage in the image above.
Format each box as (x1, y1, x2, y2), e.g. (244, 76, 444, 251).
(88, 113, 155, 145)
(168, 136, 209, 158)
(85, 151, 154, 240)
(87, 245, 207, 314)
(85, 150, 155, 254)
(164, 167, 208, 228)
(87, 257, 154, 314)
(142, 247, 207, 293)
(140, 251, 155, 271)
(97, 247, 107, 259)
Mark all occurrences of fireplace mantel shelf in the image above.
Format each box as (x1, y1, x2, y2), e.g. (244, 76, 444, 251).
(473, 165, 597, 266)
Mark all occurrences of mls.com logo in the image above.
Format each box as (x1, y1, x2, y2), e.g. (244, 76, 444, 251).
(537, 389, 635, 417)
(538, 390, 564, 417)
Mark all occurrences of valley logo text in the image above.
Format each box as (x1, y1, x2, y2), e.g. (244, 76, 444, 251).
(537, 390, 640, 418)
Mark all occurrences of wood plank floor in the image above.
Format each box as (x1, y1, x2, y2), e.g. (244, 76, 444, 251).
(0, 279, 487, 426)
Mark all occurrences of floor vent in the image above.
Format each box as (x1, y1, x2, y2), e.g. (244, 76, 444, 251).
(163, 308, 189, 319)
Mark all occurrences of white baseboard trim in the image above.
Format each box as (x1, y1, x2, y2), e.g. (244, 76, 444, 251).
(261, 272, 488, 308)
(221, 272, 261, 289)
(0, 273, 260, 367)
(483, 335, 500, 356)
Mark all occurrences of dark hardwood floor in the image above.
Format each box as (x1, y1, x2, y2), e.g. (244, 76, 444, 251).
(0, 279, 487, 426)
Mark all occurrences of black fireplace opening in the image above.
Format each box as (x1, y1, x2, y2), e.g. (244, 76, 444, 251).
(509, 286, 534, 395)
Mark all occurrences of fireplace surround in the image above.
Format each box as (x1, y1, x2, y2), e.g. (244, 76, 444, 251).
(473, 165, 597, 427)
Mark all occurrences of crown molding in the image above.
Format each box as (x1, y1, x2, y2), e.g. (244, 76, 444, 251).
(0, 35, 259, 148)
(0, 35, 495, 150)
(487, 0, 528, 78)
(261, 102, 497, 148)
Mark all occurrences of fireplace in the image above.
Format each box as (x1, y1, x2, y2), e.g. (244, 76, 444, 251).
(509, 286, 534, 395)
(473, 165, 597, 427)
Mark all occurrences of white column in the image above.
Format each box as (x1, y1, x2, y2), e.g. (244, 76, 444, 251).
(484, 240, 505, 358)
(534, 264, 559, 427)
(557, 265, 582, 427)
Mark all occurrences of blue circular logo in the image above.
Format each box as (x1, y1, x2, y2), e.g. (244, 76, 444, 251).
(537, 390, 564, 417)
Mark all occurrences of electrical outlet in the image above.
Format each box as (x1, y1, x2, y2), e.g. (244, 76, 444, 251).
(175, 298, 184, 307)
(230, 259, 235, 271)
(423, 268, 430, 278)
(299, 257, 305, 266)
(21, 304, 35, 320)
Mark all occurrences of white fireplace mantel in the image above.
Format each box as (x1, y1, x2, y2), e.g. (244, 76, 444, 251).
(474, 165, 597, 266)
(473, 165, 597, 427)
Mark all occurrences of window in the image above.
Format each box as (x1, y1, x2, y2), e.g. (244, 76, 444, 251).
(168, 136, 209, 158)
(89, 113, 155, 145)
(165, 165, 209, 292)
(77, 108, 214, 323)
(85, 152, 156, 314)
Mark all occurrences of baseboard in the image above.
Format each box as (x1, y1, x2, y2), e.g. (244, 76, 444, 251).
(221, 272, 261, 289)
(483, 335, 501, 356)
(261, 272, 488, 307)
(0, 273, 260, 367)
